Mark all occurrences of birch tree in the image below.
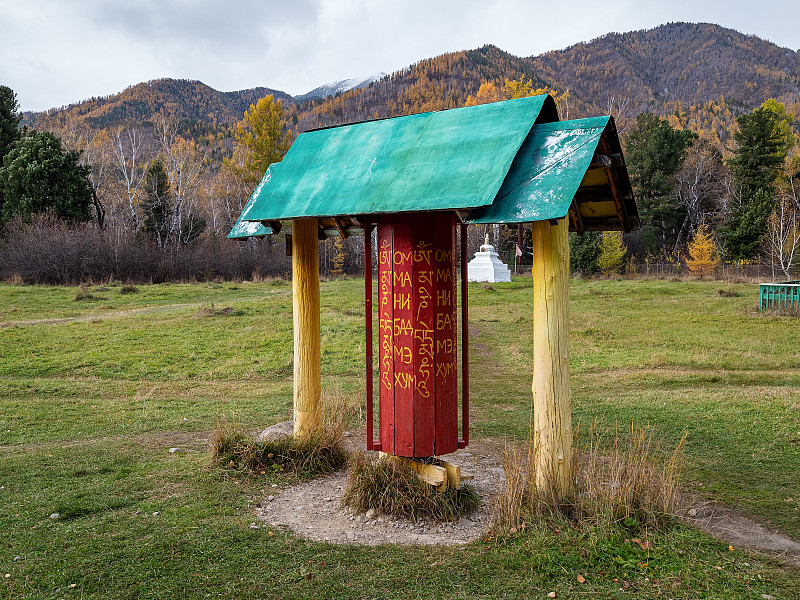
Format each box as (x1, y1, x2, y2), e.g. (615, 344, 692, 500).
(765, 195, 800, 280)
(57, 123, 113, 229)
(673, 139, 727, 253)
(153, 114, 205, 245)
(112, 127, 149, 231)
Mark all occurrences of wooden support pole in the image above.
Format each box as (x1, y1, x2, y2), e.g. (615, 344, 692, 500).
(531, 218, 573, 498)
(292, 218, 322, 438)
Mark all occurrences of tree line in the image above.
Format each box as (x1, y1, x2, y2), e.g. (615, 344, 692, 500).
(570, 96, 799, 280)
(2, 74, 799, 284)
(0, 85, 294, 284)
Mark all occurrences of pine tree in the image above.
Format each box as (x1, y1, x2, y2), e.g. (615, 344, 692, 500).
(0, 86, 22, 216)
(686, 222, 719, 278)
(569, 232, 601, 276)
(0, 86, 21, 162)
(722, 103, 789, 260)
(624, 113, 696, 257)
(0, 130, 92, 226)
(141, 157, 172, 248)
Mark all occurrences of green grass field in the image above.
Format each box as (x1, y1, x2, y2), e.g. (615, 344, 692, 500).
(2, 277, 799, 599)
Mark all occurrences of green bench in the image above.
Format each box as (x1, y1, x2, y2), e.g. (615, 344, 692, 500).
(759, 281, 800, 310)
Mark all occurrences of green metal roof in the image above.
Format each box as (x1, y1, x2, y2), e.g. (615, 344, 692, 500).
(467, 117, 609, 224)
(228, 184, 274, 239)
(230, 94, 637, 238)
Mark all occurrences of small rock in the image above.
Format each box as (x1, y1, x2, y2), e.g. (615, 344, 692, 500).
(761, 595, 776, 600)
(688, 508, 698, 517)
(268, 495, 275, 501)
(271, 484, 278, 488)
(13, 556, 21, 562)
(255, 421, 294, 443)
(49, 513, 59, 520)
(377, 518, 384, 523)
(548, 593, 556, 599)
(152, 512, 160, 516)
(343, 431, 352, 438)
(168, 447, 184, 454)
(250, 524, 260, 530)
(324, 497, 332, 502)
(365, 508, 378, 520)
(347, 532, 356, 540)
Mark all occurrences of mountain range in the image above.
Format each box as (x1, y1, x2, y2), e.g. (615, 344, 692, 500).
(294, 73, 386, 102)
(25, 22, 800, 138)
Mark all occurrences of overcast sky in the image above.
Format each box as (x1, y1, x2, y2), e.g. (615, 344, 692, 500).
(2, 0, 799, 113)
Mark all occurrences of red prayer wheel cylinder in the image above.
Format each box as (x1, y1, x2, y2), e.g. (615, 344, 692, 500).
(376, 212, 459, 457)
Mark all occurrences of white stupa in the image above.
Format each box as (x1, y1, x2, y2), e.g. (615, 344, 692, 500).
(467, 234, 511, 283)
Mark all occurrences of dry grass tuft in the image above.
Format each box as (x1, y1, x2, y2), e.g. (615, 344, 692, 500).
(195, 303, 236, 318)
(343, 453, 479, 521)
(74, 285, 99, 302)
(492, 423, 686, 535)
(119, 284, 139, 294)
(716, 287, 741, 298)
(210, 391, 356, 479)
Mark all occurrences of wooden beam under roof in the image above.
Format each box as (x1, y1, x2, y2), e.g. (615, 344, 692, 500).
(597, 138, 631, 233)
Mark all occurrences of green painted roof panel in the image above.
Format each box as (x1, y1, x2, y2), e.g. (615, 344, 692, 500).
(239, 95, 556, 223)
(227, 174, 275, 239)
(466, 117, 609, 224)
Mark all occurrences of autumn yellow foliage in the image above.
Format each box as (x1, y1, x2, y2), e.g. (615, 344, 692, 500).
(686, 223, 719, 278)
(597, 231, 627, 276)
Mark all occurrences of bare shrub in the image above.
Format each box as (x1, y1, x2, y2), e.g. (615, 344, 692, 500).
(492, 424, 685, 535)
(0, 214, 292, 284)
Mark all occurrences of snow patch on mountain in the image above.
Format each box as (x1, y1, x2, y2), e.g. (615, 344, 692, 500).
(295, 73, 386, 102)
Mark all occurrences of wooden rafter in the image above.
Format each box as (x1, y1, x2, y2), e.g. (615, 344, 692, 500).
(333, 217, 350, 239)
(568, 197, 585, 235)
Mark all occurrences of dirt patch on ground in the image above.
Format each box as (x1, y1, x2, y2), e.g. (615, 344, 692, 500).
(0, 303, 195, 328)
(255, 433, 800, 563)
(256, 438, 505, 546)
(686, 502, 800, 567)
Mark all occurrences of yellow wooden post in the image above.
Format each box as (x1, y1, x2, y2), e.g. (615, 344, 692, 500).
(531, 218, 573, 497)
(292, 218, 322, 437)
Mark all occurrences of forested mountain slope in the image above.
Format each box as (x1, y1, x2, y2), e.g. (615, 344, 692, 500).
(24, 23, 800, 138)
(26, 79, 293, 131)
(528, 22, 800, 113)
(21, 22, 800, 155)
